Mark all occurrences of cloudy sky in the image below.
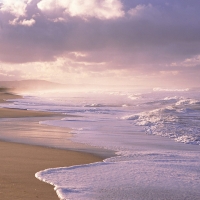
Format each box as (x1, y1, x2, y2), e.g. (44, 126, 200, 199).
(0, 0, 200, 88)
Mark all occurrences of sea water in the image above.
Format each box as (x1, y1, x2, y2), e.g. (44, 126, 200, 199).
(1, 87, 200, 199)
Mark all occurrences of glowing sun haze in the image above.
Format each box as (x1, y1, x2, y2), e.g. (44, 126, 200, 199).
(0, 0, 200, 88)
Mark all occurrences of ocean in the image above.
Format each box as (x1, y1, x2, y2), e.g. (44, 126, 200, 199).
(1, 87, 200, 199)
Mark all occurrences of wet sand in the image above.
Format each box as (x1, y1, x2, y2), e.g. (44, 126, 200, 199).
(0, 141, 102, 200)
(0, 107, 61, 118)
(0, 91, 104, 199)
(0, 92, 22, 103)
(0, 91, 59, 118)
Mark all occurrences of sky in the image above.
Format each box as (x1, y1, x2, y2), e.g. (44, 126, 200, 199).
(0, 0, 200, 88)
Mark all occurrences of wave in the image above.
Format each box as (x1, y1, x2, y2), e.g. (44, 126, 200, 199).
(4, 88, 200, 200)
(128, 94, 141, 100)
(84, 103, 107, 107)
(175, 98, 200, 106)
(153, 87, 189, 92)
(122, 99, 200, 145)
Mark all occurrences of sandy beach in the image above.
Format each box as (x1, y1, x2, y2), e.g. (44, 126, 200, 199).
(0, 91, 60, 118)
(0, 141, 102, 200)
(0, 91, 103, 199)
(0, 107, 61, 118)
(0, 91, 22, 103)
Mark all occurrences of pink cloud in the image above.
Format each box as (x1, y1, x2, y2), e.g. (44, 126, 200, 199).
(0, 0, 28, 17)
(0, 0, 200, 86)
(0, 0, 36, 26)
(37, 0, 124, 20)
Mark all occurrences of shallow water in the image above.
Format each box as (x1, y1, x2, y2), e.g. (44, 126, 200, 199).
(1, 87, 200, 199)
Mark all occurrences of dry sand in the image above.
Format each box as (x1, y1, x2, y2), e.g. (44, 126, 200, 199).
(0, 141, 102, 200)
(0, 91, 103, 199)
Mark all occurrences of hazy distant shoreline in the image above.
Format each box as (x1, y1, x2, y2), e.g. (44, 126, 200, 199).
(0, 80, 67, 92)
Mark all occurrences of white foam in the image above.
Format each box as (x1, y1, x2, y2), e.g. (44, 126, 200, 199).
(36, 90, 200, 199)
(163, 96, 180, 100)
(153, 87, 189, 92)
(121, 114, 139, 120)
(175, 98, 199, 106)
(122, 97, 200, 145)
(1, 89, 200, 199)
(36, 150, 200, 200)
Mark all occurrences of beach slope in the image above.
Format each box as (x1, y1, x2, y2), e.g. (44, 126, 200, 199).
(0, 90, 103, 199)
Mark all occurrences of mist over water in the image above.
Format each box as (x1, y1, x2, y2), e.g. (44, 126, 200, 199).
(3, 86, 200, 146)
(1, 86, 200, 199)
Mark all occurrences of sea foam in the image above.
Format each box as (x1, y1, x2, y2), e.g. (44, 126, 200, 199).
(1, 88, 200, 199)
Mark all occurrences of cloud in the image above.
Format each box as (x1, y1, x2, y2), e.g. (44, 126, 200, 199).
(9, 18, 35, 26)
(0, 66, 24, 81)
(170, 55, 200, 68)
(128, 4, 153, 17)
(37, 0, 124, 20)
(0, 0, 200, 86)
(0, 0, 28, 17)
(0, 0, 36, 26)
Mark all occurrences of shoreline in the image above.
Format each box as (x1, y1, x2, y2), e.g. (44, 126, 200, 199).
(0, 140, 103, 200)
(0, 107, 62, 118)
(0, 91, 108, 199)
(0, 91, 61, 118)
(0, 91, 22, 103)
